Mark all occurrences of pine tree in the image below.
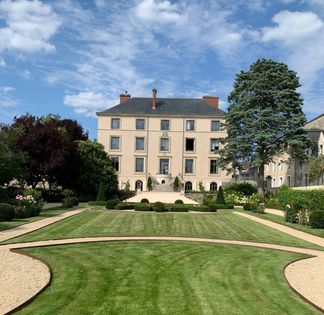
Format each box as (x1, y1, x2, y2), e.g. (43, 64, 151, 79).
(173, 176, 180, 191)
(216, 186, 226, 204)
(219, 59, 310, 195)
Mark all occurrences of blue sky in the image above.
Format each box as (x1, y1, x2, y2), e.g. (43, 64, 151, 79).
(1, 0, 324, 139)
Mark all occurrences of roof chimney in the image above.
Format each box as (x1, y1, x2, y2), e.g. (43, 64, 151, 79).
(120, 92, 131, 104)
(152, 88, 157, 110)
(203, 96, 219, 108)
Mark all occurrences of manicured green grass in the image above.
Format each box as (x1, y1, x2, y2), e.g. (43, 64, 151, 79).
(242, 210, 324, 238)
(18, 242, 321, 315)
(0, 206, 79, 232)
(4, 209, 321, 250)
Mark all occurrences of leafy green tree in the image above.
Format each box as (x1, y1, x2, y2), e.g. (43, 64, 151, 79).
(216, 186, 226, 204)
(0, 124, 27, 186)
(308, 156, 324, 183)
(96, 182, 106, 201)
(76, 140, 118, 200)
(220, 59, 310, 195)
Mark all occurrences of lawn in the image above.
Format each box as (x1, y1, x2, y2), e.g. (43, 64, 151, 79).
(18, 242, 321, 315)
(0, 205, 83, 232)
(4, 209, 321, 250)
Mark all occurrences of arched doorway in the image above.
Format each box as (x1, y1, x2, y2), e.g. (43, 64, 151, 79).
(135, 180, 143, 191)
(210, 182, 217, 192)
(185, 181, 192, 192)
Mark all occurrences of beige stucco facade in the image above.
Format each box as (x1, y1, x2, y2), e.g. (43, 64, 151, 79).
(264, 114, 324, 188)
(97, 113, 232, 192)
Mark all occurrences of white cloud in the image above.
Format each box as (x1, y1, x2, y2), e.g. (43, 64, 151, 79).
(0, 0, 61, 53)
(0, 58, 6, 67)
(0, 86, 17, 109)
(262, 11, 323, 44)
(64, 91, 112, 117)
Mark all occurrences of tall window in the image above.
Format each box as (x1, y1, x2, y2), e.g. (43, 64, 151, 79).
(211, 120, 220, 131)
(210, 139, 219, 152)
(160, 138, 169, 151)
(136, 119, 145, 130)
(135, 158, 144, 172)
(111, 156, 120, 172)
(185, 159, 194, 174)
(110, 136, 120, 150)
(185, 181, 192, 191)
(161, 120, 170, 131)
(210, 160, 218, 174)
(111, 118, 120, 129)
(186, 120, 195, 131)
(185, 138, 195, 151)
(136, 137, 145, 151)
(160, 159, 169, 174)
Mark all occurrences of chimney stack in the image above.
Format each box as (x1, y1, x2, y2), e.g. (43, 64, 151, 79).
(152, 88, 157, 110)
(202, 96, 219, 108)
(120, 92, 131, 104)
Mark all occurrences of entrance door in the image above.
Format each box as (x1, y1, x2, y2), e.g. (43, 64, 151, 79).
(160, 159, 169, 175)
(135, 180, 143, 191)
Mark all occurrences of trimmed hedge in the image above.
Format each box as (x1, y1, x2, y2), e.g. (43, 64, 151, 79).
(88, 201, 107, 206)
(309, 211, 324, 228)
(134, 203, 152, 211)
(141, 198, 149, 204)
(0, 203, 15, 221)
(190, 205, 210, 212)
(115, 203, 136, 210)
(105, 199, 119, 209)
(153, 201, 166, 212)
(169, 205, 189, 212)
(175, 199, 184, 204)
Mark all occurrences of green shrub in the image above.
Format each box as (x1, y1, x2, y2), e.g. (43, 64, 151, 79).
(309, 211, 324, 228)
(216, 186, 226, 205)
(224, 182, 257, 196)
(70, 196, 79, 206)
(153, 201, 166, 212)
(115, 203, 136, 210)
(169, 204, 189, 212)
(141, 198, 149, 204)
(243, 202, 258, 212)
(0, 203, 15, 221)
(134, 203, 152, 211)
(284, 204, 299, 223)
(190, 205, 210, 212)
(202, 193, 215, 206)
(173, 176, 180, 191)
(208, 203, 218, 212)
(63, 199, 74, 208)
(105, 199, 119, 209)
(147, 177, 153, 191)
(175, 199, 184, 204)
(88, 200, 106, 206)
(96, 182, 106, 201)
(224, 192, 248, 205)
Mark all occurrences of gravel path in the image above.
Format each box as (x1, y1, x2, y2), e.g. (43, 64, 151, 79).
(1, 208, 324, 314)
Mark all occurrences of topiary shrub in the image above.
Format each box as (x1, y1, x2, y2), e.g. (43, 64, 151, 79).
(96, 182, 106, 201)
(216, 186, 226, 205)
(175, 199, 184, 204)
(134, 203, 152, 211)
(153, 201, 166, 212)
(141, 198, 149, 204)
(169, 204, 189, 212)
(0, 203, 15, 221)
(208, 203, 218, 212)
(147, 177, 153, 191)
(173, 176, 180, 191)
(309, 211, 324, 228)
(105, 199, 119, 209)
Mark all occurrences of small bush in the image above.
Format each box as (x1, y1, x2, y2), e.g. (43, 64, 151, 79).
(309, 211, 324, 228)
(284, 204, 300, 223)
(216, 186, 226, 205)
(173, 176, 180, 191)
(134, 203, 152, 211)
(70, 196, 79, 206)
(115, 203, 136, 210)
(208, 203, 218, 212)
(202, 193, 215, 206)
(0, 203, 15, 221)
(141, 198, 149, 204)
(88, 200, 106, 206)
(169, 204, 189, 212)
(243, 203, 258, 212)
(190, 205, 210, 212)
(175, 199, 184, 204)
(153, 202, 166, 212)
(105, 199, 119, 209)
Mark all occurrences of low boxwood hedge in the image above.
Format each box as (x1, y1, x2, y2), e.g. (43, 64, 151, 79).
(115, 203, 136, 210)
(134, 203, 152, 211)
(190, 205, 210, 212)
(169, 204, 189, 212)
(105, 199, 119, 210)
(309, 211, 324, 228)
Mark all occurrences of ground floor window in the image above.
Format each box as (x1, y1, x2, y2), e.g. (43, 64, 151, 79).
(210, 182, 217, 191)
(185, 181, 192, 191)
(135, 180, 143, 191)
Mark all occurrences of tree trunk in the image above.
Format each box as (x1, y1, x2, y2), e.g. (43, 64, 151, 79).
(257, 163, 265, 196)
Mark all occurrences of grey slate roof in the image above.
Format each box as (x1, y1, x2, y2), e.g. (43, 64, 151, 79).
(97, 97, 225, 117)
